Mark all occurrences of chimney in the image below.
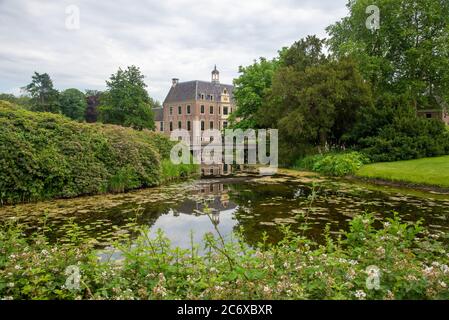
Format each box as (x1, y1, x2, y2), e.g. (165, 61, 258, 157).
(172, 78, 179, 87)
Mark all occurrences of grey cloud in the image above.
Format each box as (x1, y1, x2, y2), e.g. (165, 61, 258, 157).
(0, 0, 347, 101)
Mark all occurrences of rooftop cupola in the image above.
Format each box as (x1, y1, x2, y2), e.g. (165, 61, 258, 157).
(211, 65, 220, 84)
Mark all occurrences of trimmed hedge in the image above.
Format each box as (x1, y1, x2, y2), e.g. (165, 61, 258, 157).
(0, 102, 176, 204)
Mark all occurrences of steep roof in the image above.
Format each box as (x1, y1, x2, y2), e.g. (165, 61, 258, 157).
(163, 80, 234, 105)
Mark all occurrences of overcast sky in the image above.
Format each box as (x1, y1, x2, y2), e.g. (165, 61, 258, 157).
(0, 0, 348, 102)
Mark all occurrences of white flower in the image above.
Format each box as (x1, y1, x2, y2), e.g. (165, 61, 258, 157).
(383, 222, 391, 228)
(439, 281, 447, 288)
(406, 275, 417, 281)
(7, 282, 14, 288)
(348, 260, 359, 266)
(423, 266, 434, 276)
(440, 264, 449, 274)
(346, 269, 356, 281)
(354, 290, 367, 300)
(376, 246, 385, 257)
(41, 249, 49, 256)
(14, 265, 22, 270)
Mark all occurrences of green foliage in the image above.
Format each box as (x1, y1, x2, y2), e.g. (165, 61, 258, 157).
(0, 94, 31, 109)
(230, 57, 279, 129)
(327, 0, 449, 103)
(260, 48, 373, 164)
(59, 88, 87, 121)
(0, 103, 179, 204)
(23, 72, 60, 113)
(161, 159, 199, 183)
(99, 66, 155, 130)
(358, 113, 449, 162)
(296, 152, 370, 176)
(0, 213, 447, 300)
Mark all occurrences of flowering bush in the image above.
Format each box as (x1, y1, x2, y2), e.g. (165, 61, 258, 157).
(0, 213, 448, 300)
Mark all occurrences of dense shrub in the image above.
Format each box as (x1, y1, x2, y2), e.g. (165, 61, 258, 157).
(0, 213, 448, 300)
(296, 152, 369, 176)
(0, 104, 178, 204)
(359, 117, 449, 162)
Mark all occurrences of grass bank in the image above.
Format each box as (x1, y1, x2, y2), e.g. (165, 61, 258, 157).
(0, 101, 197, 204)
(0, 213, 448, 300)
(355, 156, 449, 189)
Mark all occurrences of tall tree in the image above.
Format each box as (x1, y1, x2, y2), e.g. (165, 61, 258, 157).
(278, 35, 327, 71)
(99, 66, 155, 130)
(59, 88, 87, 121)
(229, 57, 278, 129)
(327, 0, 449, 107)
(85, 90, 102, 123)
(23, 72, 60, 113)
(261, 57, 372, 163)
(257, 35, 329, 129)
(253, 36, 373, 163)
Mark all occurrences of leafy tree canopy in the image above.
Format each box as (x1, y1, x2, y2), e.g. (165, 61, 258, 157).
(23, 72, 60, 113)
(230, 57, 279, 129)
(99, 65, 155, 130)
(327, 0, 449, 107)
(60, 88, 87, 121)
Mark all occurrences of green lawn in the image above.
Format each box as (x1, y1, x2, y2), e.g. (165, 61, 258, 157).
(356, 155, 449, 188)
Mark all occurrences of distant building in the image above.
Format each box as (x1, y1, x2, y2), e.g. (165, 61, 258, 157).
(416, 95, 449, 125)
(155, 65, 235, 136)
(417, 108, 449, 126)
(154, 66, 237, 176)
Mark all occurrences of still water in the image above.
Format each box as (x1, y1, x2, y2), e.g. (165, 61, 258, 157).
(1, 171, 448, 248)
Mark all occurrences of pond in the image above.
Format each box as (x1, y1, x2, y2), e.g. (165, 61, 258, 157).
(1, 170, 449, 249)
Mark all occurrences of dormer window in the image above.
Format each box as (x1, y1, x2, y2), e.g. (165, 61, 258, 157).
(223, 88, 227, 95)
(201, 94, 205, 100)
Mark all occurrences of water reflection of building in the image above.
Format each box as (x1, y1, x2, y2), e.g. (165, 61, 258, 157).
(169, 183, 237, 225)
